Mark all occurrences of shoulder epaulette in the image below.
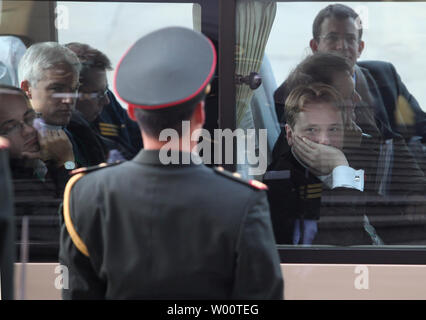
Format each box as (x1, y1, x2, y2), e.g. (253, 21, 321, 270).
(70, 161, 123, 176)
(213, 166, 268, 191)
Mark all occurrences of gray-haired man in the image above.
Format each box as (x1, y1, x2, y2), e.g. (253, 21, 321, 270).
(19, 42, 106, 168)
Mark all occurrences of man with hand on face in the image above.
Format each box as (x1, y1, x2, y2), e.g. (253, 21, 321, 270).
(275, 3, 426, 142)
(65, 42, 142, 161)
(273, 52, 425, 197)
(264, 83, 379, 246)
(18, 42, 106, 170)
(270, 53, 425, 245)
(0, 86, 42, 163)
(0, 85, 73, 185)
(0, 85, 71, 261)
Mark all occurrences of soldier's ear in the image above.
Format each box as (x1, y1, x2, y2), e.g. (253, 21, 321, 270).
(20, 80, 32, 99)
(285, 124, 294, 146)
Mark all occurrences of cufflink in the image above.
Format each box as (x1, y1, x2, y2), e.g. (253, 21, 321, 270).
(64, 161, 76, 170)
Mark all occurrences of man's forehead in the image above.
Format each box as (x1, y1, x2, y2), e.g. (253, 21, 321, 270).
(40, 64, 78, 82)
(320, 16, 358, 34)
(296, 103, 342, 123)
(331, 71, 354, 96)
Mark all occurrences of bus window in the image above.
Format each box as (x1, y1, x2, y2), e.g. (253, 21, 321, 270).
(0, 0, 206, 264)
(234, 1, 426, 248)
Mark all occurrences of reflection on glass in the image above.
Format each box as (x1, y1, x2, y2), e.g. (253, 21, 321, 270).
(3, 1, 197, 263)
(57, 1, 195, 106)
(236, 1, 426, 247)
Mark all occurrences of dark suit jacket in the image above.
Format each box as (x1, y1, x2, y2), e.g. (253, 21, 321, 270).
(60, 150, 283, 299)
(357, 60, 426, 141)
(93, 90, 143, 159)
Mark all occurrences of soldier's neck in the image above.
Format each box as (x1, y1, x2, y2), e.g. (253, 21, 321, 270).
(141, 132, 196, 152)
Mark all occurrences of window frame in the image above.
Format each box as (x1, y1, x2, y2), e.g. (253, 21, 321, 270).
(3, 0, 426, 265)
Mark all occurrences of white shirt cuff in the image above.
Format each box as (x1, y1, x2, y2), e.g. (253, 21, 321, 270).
(319, 166, 364, 191)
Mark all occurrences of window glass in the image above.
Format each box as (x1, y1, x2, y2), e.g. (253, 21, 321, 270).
(1, 1, 198, 262)
(235, 1, 426, 248)
(57, 1, 195, 106)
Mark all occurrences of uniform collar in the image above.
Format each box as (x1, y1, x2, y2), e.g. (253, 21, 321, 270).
(132, 149, 202, 167)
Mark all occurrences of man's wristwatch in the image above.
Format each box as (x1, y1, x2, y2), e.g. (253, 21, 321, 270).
(64, 161, 76, 170)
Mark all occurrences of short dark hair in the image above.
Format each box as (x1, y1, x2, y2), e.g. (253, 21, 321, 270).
(284, 83, 344, 129)
(312, 4, 362, 41)
(285, 52, 352, 96)
(134, 102, 198, 138)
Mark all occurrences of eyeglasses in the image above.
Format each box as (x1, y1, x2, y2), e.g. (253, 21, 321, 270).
(78, 89, 109, 101)
(319, 33, 359, 46)
(50, 84, 81, 99)
(0, 111, 38, 136)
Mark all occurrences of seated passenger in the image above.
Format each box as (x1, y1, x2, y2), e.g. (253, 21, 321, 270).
(65, 42, 142, 160)
(264, 83, 376, 245)
(269, 53, 426, 245)
(18, 42, 106, 168)
(0, 85, 70, 261)
(272, 53, 425, 196)
(272, 52, 390, 159)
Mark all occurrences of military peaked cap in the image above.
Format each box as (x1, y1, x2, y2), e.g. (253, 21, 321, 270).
(114, 27, 216, 119)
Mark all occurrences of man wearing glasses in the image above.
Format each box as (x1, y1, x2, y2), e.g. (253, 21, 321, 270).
(65, 42, 142, 160)
(267, 53, 426, 245)
(275, 3, 426, 144)
(0, 85, 73, 260)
